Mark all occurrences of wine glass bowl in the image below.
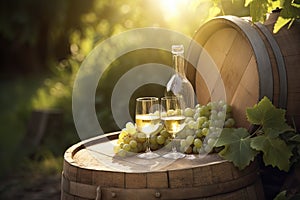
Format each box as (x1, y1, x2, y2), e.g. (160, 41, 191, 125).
(135, 97, 160, 159)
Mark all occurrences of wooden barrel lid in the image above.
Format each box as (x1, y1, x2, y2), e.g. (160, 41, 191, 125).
(62, 132, 264, 199)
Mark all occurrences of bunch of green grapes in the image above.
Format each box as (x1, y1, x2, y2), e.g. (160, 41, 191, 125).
(114, 101, 235, 156)
(178, 100, 235, 155)
(114, 122, 172, 157)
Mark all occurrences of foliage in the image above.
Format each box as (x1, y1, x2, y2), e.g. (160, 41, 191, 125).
(244, 0, 300, 32)
(201, 0, 300, 32)
(215, 97, 300, 172)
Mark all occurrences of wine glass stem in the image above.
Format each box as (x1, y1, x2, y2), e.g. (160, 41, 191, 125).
(171, 138, 177, 153)
(146, 137, 151, 153)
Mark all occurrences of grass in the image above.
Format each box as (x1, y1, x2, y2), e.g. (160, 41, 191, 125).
(0, 75, 46, 176)
(0, 73, 78, 177)
(0, 73, 75, 199)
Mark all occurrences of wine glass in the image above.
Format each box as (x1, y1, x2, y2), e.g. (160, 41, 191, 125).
(135, 97, 160, 159)
(161, 96, 186, 159)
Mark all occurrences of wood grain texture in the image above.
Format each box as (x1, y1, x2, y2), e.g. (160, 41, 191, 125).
(61, 132, 264, 200)
(186, 14, 300, 131)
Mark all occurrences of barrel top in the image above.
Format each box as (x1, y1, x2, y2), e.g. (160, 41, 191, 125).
(65, 132, 227, 173)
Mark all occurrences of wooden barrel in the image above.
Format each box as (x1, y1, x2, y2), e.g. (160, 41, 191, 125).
(186, 12, 300, 130)
(61, 132, 264, 200)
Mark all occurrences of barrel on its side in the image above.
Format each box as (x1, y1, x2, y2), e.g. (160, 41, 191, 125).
(61, 132, 264, 200)
(186, 13, 300, 130)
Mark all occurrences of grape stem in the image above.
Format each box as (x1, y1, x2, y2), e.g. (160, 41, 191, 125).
(245, 125, 263, 139)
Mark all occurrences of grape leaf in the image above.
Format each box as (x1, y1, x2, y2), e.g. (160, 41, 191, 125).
(273, 190, 287, 200)
(251, 134, 293, 171)
(215, 128, 259, 170)
(249, 0, 269, 22)
(246, 96, 273, 124)
(288, 134, 300, 143)
(274, 16, 292, 33)
(246, 96, 292, 134)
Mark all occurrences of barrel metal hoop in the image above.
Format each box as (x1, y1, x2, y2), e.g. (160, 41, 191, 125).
(62, 170, 259, 199)
(254, 22, 288, 109)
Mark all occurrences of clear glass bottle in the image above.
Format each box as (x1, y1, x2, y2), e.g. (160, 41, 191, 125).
(165, 44, 195, 108)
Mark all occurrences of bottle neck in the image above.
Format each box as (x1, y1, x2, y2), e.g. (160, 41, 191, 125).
(173, 53, 186, 77)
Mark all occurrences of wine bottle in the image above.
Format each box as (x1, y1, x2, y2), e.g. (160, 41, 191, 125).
(165, 44, 195, 108)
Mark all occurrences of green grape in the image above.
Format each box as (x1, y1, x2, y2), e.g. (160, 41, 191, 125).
(180, 140, 188, 148)
(185, 129, 195, 137)
(224, 118, 235, 128)
(156, 135, 166, 145)
(150, 143, 159, 150)
(202, 121, 210, 128)
(126, 122, 136, 135)
(207, 138, 216, 147)
(129, 140, 138, 148)
(186, 135, 194, 145)
(113, 145, 121, 154)
(193, 146, 200, 154)
(195, 129, 202, 138)
(193, 112, 200, 120)
(123, 144, 131, 151)
(218, 100, 226, 107)
(179, 145, 185, 153)
(123, 135, 131, 144)
(215, 120, 224, 128)
(119, 129, 129, 139)
(131, 147, 138, 153)
(150, 135, 157, 144)
(202, 128, 209, 136)
(195, 104, 201, 109)
(217, 111, 226, 120)
(160, 129, 170, 138)
(187, 120, 195, 129)
(117, 149, 127, 157)
(184, 107, 195, 117)
(185, 117, 194, 124)
(194, 138, 203, 148)
(197, 116, 208, 127)
(137, 142, 144, 152)
(164, 138, 171, 146)
(210, 110, 218, 120)
(223, 104, 232, 113)
(199, 106, 210, 117)
(204, 144, 212, 153)
(137, 132, 146, 143)
(167, 109, 175, 116)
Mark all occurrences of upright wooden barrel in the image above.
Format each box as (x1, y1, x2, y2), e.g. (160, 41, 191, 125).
(186, 12, 300, 130)
(61, 132, 264, 200)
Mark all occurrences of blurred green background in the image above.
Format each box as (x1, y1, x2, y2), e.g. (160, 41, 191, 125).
(0, 0, 254, 198)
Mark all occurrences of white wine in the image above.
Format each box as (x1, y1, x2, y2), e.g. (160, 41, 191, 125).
(161, 115, 186, 134)
(135, 114, 160, 136)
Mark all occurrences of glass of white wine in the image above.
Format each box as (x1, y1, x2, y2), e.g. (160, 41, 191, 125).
(135, 97, 161, 159)
(161, 96, 186, 159)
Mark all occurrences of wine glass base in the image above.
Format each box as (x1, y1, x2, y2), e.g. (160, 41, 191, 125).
(137, 151, 160, 159)
(163, 151, 185, 159)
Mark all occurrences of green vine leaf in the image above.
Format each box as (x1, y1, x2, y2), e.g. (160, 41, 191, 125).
(249, 0, 269, 22)
(215, 128, 259, 170)
(246, 96, 292, 134)
(274, 16, 292, 33)
(251, 134, 293, 171)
